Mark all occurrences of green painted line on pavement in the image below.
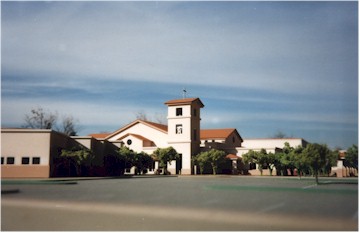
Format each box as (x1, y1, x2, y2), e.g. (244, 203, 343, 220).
(205, 184, 358, 195)
(1, 180, 77, 185)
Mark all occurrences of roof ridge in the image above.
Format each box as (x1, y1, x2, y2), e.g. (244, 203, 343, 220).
(140, 120, 168, 132)
(201, 128, 235, 131)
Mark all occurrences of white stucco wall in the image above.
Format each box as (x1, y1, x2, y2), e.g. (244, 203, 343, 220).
(167, 102, 202, 175)
(242, 138, 306, 149)
(167, 105, 192, 143)
(107, 122, 168, 149)
(237, 138, 307, 156)
(121, 134, 144, 152)
(72, 136, 92, 149)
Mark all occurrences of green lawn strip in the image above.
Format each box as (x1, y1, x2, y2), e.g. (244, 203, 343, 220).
(205, 184, 358, 195)
(1, 179, 77, 185)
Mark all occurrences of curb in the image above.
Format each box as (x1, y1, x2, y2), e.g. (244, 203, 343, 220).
(1, 189, 20, 194)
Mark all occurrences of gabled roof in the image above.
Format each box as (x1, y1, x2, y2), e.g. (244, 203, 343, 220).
(105, 119, 168, 140)
(89, 119, 244, 143)
(200, 128, 241, 140)
(164, 97, 204, 108)
(141, 120, 168, 132)
(117, 133, 155, 144)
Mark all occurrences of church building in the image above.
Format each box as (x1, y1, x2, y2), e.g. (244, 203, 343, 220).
(93, 97, 243, 175)
(2, 96, 312, 178)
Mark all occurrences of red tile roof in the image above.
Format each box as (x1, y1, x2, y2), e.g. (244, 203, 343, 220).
(89, 133, 111, 139)
(104, 119, 168, 140)
(118, 133, 153, 143)
(89, 121, 243, 143)
(164, 98, 204, 107)
(200, 128, 236, 140)
(226, 154, 240, 160)
(141, 120, 168, 132)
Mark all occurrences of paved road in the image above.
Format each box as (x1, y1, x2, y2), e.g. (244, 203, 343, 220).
(2, 176, 358, 230)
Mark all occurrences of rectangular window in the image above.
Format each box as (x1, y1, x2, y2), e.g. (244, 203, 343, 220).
(176, 108, 183, 116)
(32, 157, 41, 165)
(176, 124, 183, 134)
(193, 109, 197, 117)
(7, 157, 15, 165)
(1, 157, 4, 165)
(193, 129, 197, 141)
(22, 157, 30, 165)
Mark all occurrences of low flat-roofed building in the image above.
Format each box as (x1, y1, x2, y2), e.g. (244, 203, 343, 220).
(237, 138, 309, 156)
(1, 128, 80, 178)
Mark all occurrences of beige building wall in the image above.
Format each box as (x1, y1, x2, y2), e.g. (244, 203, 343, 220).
(1, 129, 52, 178)
(2, 129, 82, 178)
(72, 136, 93, 149)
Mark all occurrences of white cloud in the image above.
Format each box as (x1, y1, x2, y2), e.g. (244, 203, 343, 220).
(2, 2, 357, 147)
(2, 1, 357, 95)
(1, 97, 166, 131)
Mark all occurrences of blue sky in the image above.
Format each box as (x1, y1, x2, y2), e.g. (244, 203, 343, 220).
(1, 1, 358, 149)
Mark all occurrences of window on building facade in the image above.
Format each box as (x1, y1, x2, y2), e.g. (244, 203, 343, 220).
(127, 139, 132, 146)
(193, 108, 197, 117)
(22, 157, 30, 165)
(1, 157, 4, 165)
(7, 157, 15, 165)
(32, 157, 41, 164)
(176, 124, 183, 134)
(176, 108, 183, 116)
(193, 129, 197, 141)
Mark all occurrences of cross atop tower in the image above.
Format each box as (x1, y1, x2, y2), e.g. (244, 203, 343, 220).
(182, 88, 187, 99)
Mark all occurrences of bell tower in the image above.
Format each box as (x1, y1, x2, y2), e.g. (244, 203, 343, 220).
(164, 97, 204, 175)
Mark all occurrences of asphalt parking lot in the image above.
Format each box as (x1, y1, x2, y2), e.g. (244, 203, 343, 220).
(1, 176, 358, 231)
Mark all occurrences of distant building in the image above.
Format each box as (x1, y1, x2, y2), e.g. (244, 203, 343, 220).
(1, 97, 313, 178)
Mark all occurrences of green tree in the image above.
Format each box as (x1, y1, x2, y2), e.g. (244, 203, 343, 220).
(193, 149, 226, 175)
(193, 151, 209, 175)
(291, 146, 306, 179)
(242, 150, 258, 173)
(133, 152, 154, 175)
(267, 152, 276, 176)
(117, 146, 136, 172)
(153, 147, 179, 175)
(256, 149, 269, 176)
(302, 143, 331, 184)
(323, 150, 338, 176)
(281, 142, 296, 176)
(60, 147, 95, 176)
(207, 149, 226, 175)
(242, 149, 268, 176)
(345, 145, 358, 175)
(274, 152, 286, 176)
(242, 150, 257, 164)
